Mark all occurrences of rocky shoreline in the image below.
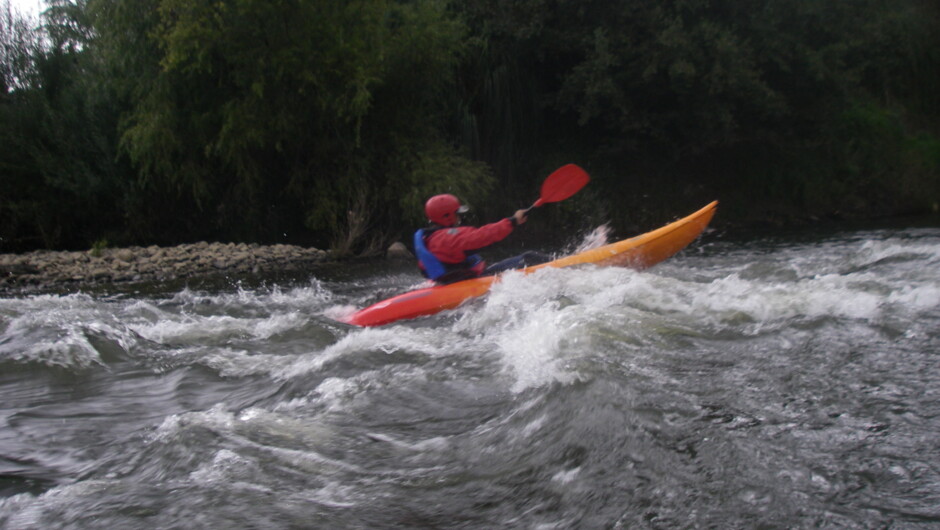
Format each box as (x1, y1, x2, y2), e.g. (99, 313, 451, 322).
(0, 242, 335, 294)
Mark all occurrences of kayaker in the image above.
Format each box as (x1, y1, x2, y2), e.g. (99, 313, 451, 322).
(414, 194, 551, 284)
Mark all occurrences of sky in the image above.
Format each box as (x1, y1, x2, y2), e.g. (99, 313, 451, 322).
(8, 0, 43, 18)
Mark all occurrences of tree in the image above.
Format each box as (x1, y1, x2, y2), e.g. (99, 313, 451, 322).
(2, 0, 126, 250)
(456, 0, 939, 225)
(90, 0, 492, 253)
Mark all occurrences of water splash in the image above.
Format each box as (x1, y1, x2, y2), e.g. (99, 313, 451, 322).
(2, 227, 939, 528)
(571, 223, 613, 254)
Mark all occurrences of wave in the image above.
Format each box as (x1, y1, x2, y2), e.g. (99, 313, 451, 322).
(1, 230, 937, 388)
(2, 227, 939, 528)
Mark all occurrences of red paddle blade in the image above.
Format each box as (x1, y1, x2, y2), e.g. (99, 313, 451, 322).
(533, 164, 590, 207)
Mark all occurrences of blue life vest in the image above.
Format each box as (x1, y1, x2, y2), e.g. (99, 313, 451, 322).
(414, 228, 483, 282)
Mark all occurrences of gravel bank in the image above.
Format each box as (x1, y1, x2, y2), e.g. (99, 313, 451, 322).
(0, 242, 332, 293)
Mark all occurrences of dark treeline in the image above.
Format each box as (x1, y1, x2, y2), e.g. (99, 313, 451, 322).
(2, 0, 938, 254)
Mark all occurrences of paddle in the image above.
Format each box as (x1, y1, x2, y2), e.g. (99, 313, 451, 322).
(523, 164, 590, 214)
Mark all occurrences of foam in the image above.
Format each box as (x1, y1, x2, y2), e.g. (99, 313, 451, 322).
(129, 311, 309, 344)
(277, 327, 446, 379)
(441, 243, 939, 391)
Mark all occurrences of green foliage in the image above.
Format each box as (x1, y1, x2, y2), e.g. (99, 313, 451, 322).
(90, 237, 108, 257)
(829, 102, 940, 215)
(456, 0, 939, 230)
(1, 0, 126, 251)
(88, 0, 477, 250)
(398, 145, 496, 227)
(1, 0, 938, 253)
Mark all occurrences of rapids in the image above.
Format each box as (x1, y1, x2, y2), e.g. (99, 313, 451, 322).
(1, 225, 939, 528)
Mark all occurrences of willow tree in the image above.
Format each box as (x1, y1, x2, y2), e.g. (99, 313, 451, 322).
(90, 0, 492, 252)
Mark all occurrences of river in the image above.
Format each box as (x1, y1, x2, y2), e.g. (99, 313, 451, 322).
(1, 223, 939, 528)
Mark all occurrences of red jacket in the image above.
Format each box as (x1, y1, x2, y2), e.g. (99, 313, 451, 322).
(426, 218, 515, 264)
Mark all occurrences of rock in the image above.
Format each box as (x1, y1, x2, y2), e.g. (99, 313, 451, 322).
(387, 242, 413, 260)
(0, 263, 40, 275)
(0, 240, 330, 293)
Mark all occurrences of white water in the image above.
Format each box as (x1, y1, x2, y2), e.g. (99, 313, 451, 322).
(1, 226, 939, 528)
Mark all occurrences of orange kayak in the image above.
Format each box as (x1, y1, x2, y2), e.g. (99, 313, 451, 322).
(344, 201, 718, 327)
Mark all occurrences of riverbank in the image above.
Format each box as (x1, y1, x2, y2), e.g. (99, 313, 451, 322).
(0, 242, 334, 294)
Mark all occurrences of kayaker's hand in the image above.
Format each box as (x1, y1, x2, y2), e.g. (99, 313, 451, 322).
(512, 209, 528, 225)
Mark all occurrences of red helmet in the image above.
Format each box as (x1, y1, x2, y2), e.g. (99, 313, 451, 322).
(425, 194, 468, 226)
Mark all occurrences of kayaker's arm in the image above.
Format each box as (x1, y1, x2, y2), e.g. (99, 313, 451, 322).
(426, 219, 515, 263)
